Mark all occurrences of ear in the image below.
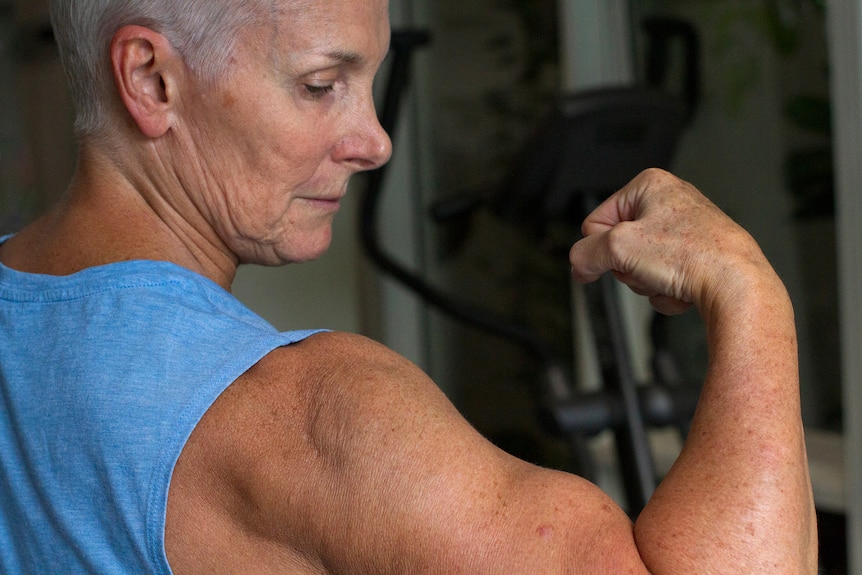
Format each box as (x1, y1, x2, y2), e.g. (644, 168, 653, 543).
(111, 25, 180, 138)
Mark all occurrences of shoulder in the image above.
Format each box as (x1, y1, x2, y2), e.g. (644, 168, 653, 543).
(166, 331, 651, 574)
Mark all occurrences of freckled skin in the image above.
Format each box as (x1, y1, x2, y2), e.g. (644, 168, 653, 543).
(0, 0, 817, 572)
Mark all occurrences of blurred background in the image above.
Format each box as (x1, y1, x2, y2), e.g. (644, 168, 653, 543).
(0, 0, 853, 572)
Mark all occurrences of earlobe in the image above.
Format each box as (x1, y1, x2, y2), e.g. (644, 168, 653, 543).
(111, 25, 178, 138)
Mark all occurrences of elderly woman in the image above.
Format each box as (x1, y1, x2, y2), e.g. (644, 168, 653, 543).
(0, 0, 816, 573)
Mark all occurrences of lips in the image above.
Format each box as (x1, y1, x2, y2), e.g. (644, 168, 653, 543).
(297, 180, 349, 211)
(301, 195, 343, 213)
(303, 182, 349, 207)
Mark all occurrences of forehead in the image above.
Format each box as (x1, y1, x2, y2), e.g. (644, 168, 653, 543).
(270, 0, 390, 58)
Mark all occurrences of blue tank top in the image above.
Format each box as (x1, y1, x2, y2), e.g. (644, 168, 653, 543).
(0, 256, 322, 573)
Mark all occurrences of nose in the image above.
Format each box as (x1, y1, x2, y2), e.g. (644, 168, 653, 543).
(337, 100, 393, 173)
(363, 115, 393, 170)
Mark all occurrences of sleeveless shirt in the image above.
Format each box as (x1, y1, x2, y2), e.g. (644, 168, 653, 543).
(0, 256, 321, 573)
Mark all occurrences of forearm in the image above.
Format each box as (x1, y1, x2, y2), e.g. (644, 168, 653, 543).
(634, 270, 817, 574)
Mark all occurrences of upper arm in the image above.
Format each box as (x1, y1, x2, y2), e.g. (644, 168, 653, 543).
(167, 331, 651, 574)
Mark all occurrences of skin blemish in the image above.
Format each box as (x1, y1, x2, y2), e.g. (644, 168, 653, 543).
(536, 525, 554, 539)
(221, 90, 238, 108)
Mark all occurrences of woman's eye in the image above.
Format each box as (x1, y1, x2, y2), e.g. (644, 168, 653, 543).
(304, 84, 335, 98)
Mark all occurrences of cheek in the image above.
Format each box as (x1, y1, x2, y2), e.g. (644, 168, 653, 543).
(185, 101, 335, 227)
(240, 118, 329, 187)
(223, 149, 321, 232)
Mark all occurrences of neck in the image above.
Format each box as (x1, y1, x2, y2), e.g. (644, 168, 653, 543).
(0, 145, 239, 290)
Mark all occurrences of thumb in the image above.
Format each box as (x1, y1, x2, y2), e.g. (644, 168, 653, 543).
(569, 229, 619, 284)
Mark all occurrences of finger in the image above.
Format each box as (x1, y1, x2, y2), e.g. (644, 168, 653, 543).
(569, 232, 616, 284)
(580, 169, 661, 237)
(648, 294, 693, 316)
(611, 270, 654, 296)
(580, 192, 629, 238)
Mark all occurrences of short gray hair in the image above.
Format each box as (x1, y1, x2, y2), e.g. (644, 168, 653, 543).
(50, 0, 274, 138)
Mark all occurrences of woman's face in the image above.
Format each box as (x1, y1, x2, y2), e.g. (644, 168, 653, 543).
(171, 0, 392, 266)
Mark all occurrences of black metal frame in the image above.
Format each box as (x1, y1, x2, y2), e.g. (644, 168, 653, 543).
(360, 21, 701, 516)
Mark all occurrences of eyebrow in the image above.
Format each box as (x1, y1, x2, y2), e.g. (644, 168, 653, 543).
(323, 50, 364, 65)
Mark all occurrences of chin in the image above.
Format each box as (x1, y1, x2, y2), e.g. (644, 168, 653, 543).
(283, 249, 329, 265)
(290, 233, 335, 263)
(235, 225, 335, 266)
(254, 239, 334, 266)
